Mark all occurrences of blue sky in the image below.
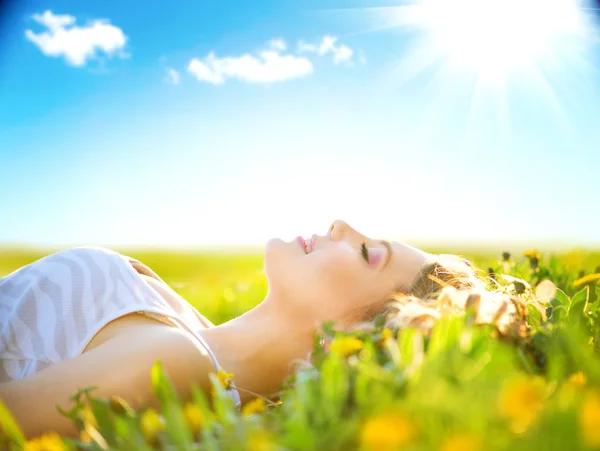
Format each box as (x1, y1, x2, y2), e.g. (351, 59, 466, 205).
(1, 0, 600, 250)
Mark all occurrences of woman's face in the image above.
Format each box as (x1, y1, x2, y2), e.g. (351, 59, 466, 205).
(264, 220, 432, 328)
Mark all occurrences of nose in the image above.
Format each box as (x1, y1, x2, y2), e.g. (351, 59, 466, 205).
(328, 220, 368, 244)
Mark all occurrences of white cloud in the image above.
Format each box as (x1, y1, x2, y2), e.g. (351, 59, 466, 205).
(297, 35, 354, 65)
(25, 10, 127, 67)
(165, 68, 180, 85)
(268, 38, 287, 51)
(32, 10, 75, 30)
(297, 40, 317, 53)
(187, 46, 313, 85)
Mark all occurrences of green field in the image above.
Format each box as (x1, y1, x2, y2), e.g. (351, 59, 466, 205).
(1, 246, 600, 450)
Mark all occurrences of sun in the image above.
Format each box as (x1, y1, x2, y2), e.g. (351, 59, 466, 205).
(417, 0, 587, 76)
(326, 0, 598, 133)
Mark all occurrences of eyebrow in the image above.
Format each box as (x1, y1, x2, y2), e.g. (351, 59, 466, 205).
(379, 240, 393, 271)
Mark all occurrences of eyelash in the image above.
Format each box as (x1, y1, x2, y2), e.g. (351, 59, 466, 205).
(360, 242, 369, 262)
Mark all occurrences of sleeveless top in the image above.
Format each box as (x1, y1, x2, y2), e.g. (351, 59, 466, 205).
(0, 246, 240, 407)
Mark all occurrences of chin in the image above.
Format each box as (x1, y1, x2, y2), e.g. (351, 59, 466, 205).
(264, 237, 285, 262)
(264, 237, 300, 276)
(264, 237, 285, 253)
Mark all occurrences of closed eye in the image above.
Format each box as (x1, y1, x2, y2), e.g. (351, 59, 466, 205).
(360, 240, 393, 271)
(360, 242, 369, 262)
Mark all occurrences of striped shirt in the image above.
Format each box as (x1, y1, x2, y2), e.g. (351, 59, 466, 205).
(0, 246, 240, 407)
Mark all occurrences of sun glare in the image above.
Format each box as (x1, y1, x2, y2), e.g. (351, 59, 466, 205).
(419, 0, 586, 74)
(327, 0, 598, 133)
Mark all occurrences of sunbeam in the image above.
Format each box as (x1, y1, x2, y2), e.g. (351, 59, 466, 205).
(324, 0, 600, 136)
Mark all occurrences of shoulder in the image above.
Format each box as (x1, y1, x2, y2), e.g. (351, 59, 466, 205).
(82, 311, 174, 353)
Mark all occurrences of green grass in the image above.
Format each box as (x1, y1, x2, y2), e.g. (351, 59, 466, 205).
(1, 246, 600, 450)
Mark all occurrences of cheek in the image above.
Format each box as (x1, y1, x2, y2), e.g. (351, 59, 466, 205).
(308, 251, 370, 301)
(264, 241, 377, 309)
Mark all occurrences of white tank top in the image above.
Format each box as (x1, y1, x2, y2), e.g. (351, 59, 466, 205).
(0, 246, 240, 407)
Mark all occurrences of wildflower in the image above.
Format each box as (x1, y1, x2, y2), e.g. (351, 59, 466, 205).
(247, 430, 275, 451)
(573, 273, 600, 288)
(377, 328, 393, 347)
(502, 252, 511, 262)
(140, 408, 165, 443)
(184, 403, 204, 430)
(580, 390, 600, 447)
(439, 432, 481, 451)
(361, 411, 416, 451)
(523, 250, 540, 270)
(382, 328, 393, 340)
(242, 397, 267, 416)
(24, 432, 66, 451)
(523, 250, 541, 260)
(217, 369, 234, 390)
(330, 336, 364, 356)
(498, 376, 546, 433)
(568, 371, 587, 387)
(80, 430, 92, 444)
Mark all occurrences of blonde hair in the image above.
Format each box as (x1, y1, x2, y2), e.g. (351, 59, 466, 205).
(356, 253, 540, 343)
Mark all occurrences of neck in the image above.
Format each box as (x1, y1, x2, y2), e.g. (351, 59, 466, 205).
(197, 296, 315, 403)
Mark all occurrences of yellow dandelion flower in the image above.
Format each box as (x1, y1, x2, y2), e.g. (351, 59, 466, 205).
(377, 328, 393, 347)
(361, 411, 416, 451)
(183, 403, 204, 431)
(79, 404, 99, 429)
(439, 432, 481, 451)
(242, 397, 267, 416)
(498, 376, 546, 433)
(80, 430, 92, 444)
(568, 371, 587, 387)
(247, 430, 275, 451)
(140, 408, 165, 443)
(24, 432, 66, 451)
(217, 369, 234, 389)
(573, 273, 600, 287)
(580, 390, 600, 447)
(523, 250, 541, 260)
(330, 336, 364, 357)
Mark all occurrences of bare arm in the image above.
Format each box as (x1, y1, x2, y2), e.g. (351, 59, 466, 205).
(0, 325, 217, 439)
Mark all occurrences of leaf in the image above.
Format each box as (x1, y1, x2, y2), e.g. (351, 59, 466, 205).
(114, 416, 154, 451)
(427, 315, 463, 359)
(150, 361, 194, 448)
(320, 354, 349, 418)
(0, 398, 25, 448)
(548, 305, 568, 323)
(398, 328, 418, 371)
(528, 304, 543, 329)
(569, 286, 589, 314)
(353, 370, 371, 408)
(86, 396, 117, 447)
(552, 288, 570, 308)
(190, 384, 219, 451)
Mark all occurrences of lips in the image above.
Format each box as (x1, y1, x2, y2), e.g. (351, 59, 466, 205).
(296, 234, 317, 254)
